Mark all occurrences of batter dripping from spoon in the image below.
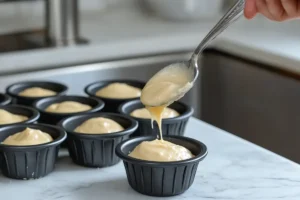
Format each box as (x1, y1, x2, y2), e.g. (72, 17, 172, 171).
(129, 63, 194, 162)
(141, 63, 193, 140)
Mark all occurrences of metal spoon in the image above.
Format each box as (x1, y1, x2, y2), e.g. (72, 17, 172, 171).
(189, 0, 245, 83)
(141, 0, 245, 107)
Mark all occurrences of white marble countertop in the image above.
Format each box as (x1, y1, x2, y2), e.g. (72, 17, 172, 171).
(0, 118, 299, 200)
(0, 4, 300, 75)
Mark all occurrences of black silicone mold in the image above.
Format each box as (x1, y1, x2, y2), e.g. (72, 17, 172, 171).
(0, 93, 12, 106)
(33, 95, 105, 125)
(0, 105, 40, 127)
(58, 113, 138, 167)
(118, 100, 193, 137)
(84, 79, 145, 113)
(116, 136, 208, 197)
(0, 124, 66, 180)
(6, 81, 68, 106)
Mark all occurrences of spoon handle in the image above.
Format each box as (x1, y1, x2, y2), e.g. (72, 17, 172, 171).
(190, 0, 245, 64)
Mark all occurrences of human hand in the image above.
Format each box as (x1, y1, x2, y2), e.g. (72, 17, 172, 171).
(244, 0, 300, 21)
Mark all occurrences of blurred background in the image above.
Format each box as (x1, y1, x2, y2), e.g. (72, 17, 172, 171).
(0, 0, 299, 164)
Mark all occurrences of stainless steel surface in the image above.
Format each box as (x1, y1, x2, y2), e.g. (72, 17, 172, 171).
(0, 0, 87, 53)
(0, 51, 201, 117)
(45, 0, 86, 46)
(201, 49, 300, 164)
(189, 0, 245, 83)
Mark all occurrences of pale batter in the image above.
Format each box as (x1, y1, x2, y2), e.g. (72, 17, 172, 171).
(146, 105, 167, 140)
(96, 83, 141, 99)
(0, 109, 28, 125)
(2, 127, 53, 146)
(130, 107, 179, 119)
(74, 117, 124, 134)
(19, 87, 57, 97)
(129, 139, 194, 162)
(45, 101, 91, 113)
(140, 63, 193, 107)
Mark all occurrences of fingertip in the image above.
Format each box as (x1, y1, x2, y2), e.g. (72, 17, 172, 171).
(244, 0, 257, 19)
(244, 11, 257, 19)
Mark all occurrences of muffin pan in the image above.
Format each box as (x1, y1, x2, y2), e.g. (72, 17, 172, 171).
(6, 81, 68, 106)
(84, 79, 145, 112)
(58, 113, 138, 167)
(0, 93, 12, 106)
(0, 78, 206, 197)
(0, 124, 66, 179)
(118, 99, 194, 137)
(116, 135, 208, 197)
(33, 95, 105, 125)
(0, 105, 40, 127)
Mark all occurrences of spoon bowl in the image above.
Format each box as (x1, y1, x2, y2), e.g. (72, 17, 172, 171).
(140, 62, 194, 107)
